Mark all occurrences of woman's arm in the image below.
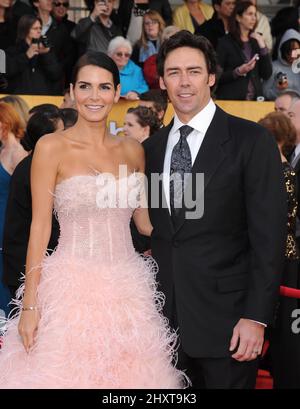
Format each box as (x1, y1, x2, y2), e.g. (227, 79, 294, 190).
(124, 138, 153, 237)
(18, 135, 60, 353)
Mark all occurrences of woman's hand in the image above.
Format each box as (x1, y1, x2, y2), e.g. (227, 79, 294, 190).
(18, 309, 40, 353)
(125, 91, 140, 101)
(236, 54, 258, 76)
(250, 32, 266, 49)
(26, 43, 39, 59)
(37, 43, 50, 54)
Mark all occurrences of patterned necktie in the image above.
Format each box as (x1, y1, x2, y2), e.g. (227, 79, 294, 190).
(170, 125, 193, 220)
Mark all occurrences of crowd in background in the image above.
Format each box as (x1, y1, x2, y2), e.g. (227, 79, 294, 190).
(0, 0, 300, 101)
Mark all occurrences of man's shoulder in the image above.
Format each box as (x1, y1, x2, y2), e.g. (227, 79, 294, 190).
(143, 126, 167, 150)
(216, 107, 269, 144)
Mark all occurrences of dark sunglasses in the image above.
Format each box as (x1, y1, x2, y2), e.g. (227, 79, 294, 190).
(53, 2, 69, 7)
(115, 52, 131, 58)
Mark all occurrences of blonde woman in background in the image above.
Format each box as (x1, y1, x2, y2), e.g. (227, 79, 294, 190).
(131, 10, 166, 68)
(173, 0, 214, 33)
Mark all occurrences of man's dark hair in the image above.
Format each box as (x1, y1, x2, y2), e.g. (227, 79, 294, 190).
(157, 30, 218, 78)
(139, 90, 168, 115)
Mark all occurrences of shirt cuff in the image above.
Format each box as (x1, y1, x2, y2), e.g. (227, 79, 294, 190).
(249, 319, 267, 327)
(259, 47, 269, 56)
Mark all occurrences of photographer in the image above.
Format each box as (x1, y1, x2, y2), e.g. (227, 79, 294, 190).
(71, 0, 122, 56)
(263, 29, 300, 101)
(5, 14, 62, 95)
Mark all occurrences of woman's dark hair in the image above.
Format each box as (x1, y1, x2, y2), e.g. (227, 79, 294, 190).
(21, 111, 63, 151)
(60, 108, 78, 129)
(228, 1, 256, 46)
(258, 111, 296, 157)
(29, 103, 60, 116)
(127, 106, 161, 135)
(71, 51, 120, 88)
(17, 14, 42, 43)
(280, 38, 300, 63)
(157, 30, 218, 77)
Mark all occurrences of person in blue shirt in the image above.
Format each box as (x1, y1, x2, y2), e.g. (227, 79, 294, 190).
(108, 36, 148, 100)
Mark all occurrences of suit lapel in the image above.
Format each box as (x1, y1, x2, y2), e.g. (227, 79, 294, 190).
(149, 121, 175, 234)
(174, 107, 230, 233)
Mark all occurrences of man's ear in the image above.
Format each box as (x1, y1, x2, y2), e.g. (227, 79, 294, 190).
(208, 73, 216, 88)
(114, 84, 121, 104)
(159, 76, 167, 91)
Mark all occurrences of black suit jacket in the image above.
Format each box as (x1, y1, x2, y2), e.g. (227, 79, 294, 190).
(216, 34, 272, 100)
(195, 13, 225, 50)
(143, 106, 287, 358)
(2, 155, 59, 288)
(116, 0, 173, 37)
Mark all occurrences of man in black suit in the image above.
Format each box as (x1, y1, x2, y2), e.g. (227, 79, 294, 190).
(195, 0, 235, 50)
(143, 31, 287, 389)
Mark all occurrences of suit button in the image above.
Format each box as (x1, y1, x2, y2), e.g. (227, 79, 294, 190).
(173, 240, 179, 248)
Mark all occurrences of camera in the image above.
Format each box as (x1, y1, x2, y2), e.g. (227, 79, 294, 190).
(40, 35, 51, 48)
(31, 35, 51, 48)
(276, 72, 288, 86)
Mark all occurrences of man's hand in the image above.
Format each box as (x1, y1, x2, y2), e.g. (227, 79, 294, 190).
(91, 1, 108, 20)
(229, 318, 265, 361)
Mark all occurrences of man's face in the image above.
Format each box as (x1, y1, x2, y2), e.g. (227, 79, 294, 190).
(275, 94, 292, 116)
(215, 0, 236, 19)
(288, 100, 300, 141)
(159, 46, 215, 123)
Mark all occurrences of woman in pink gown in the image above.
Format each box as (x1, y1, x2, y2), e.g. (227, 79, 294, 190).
(0, 52, 188, 389)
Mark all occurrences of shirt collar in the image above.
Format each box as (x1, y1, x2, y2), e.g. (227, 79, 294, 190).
(172, 99, 216, 135)
(295, 143, 300, 158)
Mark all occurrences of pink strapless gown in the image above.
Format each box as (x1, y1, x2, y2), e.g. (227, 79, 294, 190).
(0, 174, 188, 389)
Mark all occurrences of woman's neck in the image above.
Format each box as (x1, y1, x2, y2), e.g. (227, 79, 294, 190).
(73, 118, 109, 147)
(1, 132, 19, 149)
(240, 27, 250, 42)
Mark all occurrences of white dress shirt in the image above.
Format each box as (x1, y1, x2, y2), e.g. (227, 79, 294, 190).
(163, 98, 216, 212)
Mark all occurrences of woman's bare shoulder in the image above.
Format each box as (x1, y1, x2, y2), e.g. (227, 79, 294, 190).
(34, 130, 68, 154)
(119, 135, 144, 155)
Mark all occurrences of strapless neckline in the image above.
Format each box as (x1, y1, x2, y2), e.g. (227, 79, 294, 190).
(55, 172, 139, 191)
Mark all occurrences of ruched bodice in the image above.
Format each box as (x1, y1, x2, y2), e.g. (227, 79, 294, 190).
(53, 173, 142, 261)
